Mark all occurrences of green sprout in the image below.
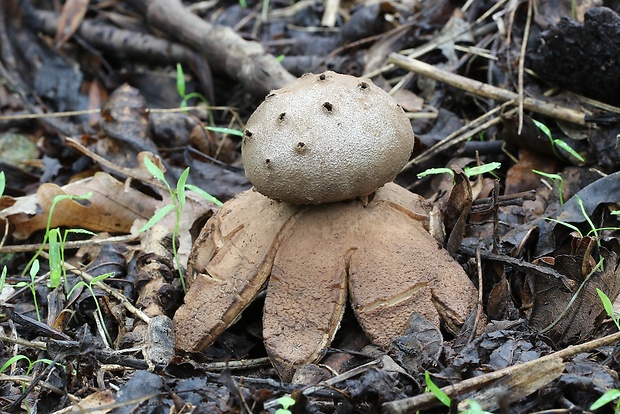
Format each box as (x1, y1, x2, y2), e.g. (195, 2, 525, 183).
(0, 355, 56, 377)
(140, 159, 223, 292)
(591, 389, 620, 413)
(462, 399, 492, 414)
(417, 162, 501, 180)
(13, 259, 42, 321)
(424, 371, 451, 407)
(204, 126, 244, 137)
(176, 63, 215, 126)
(275, 395, 296, 414)
(532, 170, 565, 205)
(532, 119, 584, 163)
(21, 192, 93, 289)
(48, 228, 97, 291)
(0, 355, 59, 412)
(0, 171, 5, 197)
(68, 272, 114, 344)
(596, 288, 620, 331)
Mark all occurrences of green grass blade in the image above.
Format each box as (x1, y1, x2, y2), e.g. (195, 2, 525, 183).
(417, 167, 453, 179)
(0, 355, 31, 374)
(139, 204, 174, 232)
(532, 119, 552, 140)
(465, 162, 501, 177)
(30, 259, 40, 279)
(177, 168, 190, 208)
(545, 218, 582, 237)
(425, 371, 450, 407)
(48, 229, 62, 288)
(185, 184, 223, 206)
(205, 126, 244, 137)
(554, 139, 585, 162)
(67, 281, 87, 299)
(176, 64, 186, 97)
(143, 157, 166, 183)
(91, 272, 114, 285)
(591, 389, 620, 410)
(596, 288, 615, 318)
(0, 171, 5, 197)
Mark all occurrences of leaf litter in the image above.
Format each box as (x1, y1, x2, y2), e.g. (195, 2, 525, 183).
(0, 1, 620, 413)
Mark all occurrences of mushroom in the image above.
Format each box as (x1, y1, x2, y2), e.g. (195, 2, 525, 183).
(242, 71, 414, 204)
(174, 72, 480, 381)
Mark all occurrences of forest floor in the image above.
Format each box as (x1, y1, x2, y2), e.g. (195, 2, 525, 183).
(1, 0, 620, 413)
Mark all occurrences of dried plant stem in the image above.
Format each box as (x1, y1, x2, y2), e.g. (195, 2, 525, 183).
(388, 54, 589, 126)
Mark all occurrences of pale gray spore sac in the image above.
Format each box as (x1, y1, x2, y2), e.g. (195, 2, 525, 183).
(242, 71, 414, 204)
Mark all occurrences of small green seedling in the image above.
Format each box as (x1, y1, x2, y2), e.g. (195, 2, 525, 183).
(532, 170, 565, 205)
(532, 119, 584, 163)
(22, 192, 93, 289)
(424, 371, 451, 407)
(68, 272, 114, 343)
(0, 354, 59, 412)
(176, 64, 215, 126)
(417, 162, 501, 180)
(275, 394, 296, 414)
(0, 355, 56, 377)
(612, 210, 620, 216)
(204, 126, 244, 137)
(0, 171, 5, 197)
(140, 158, 223, 292)
(591, 389, 620, 413)
(545, 195, 620, 255)
(596, 288, 620, 331)
(13, 259, 42, 321)
(462, 399, 492, 414)
(48, 228, 97, 291)
(0, 265, 6, 294)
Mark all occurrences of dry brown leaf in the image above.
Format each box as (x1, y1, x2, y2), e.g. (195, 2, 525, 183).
(53, 389, 114, 414)
(1, 172, 158, 239)
(55, 0, 90, 47)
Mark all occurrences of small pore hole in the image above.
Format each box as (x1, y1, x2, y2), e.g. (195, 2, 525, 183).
(323, 102, 333, 112)
(319, 74, 326, 81)
(295, 142, 306, 153)
(244, 130, 253, 137)
(359, 82, 369, 90)
(265, 158, 271, 165)
(279, 112, 286, 121)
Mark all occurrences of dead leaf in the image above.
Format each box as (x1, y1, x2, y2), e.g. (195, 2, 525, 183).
(55, 0, 90, 47)
(527, 235, 620, 345)
(1, 172, 158, 239)
(54, 389, 115, 414)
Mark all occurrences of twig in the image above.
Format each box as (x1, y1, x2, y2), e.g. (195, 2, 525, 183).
(402, 104, 517, 170)
(0, 234, 137, 253)
(388, 54, 589, 126)
(517, 0, 533, 134)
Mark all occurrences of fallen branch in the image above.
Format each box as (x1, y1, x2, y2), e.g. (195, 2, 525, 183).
(126, 0, 296, 97)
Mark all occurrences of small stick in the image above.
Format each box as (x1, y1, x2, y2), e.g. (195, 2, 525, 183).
(388, 54, 589, 126)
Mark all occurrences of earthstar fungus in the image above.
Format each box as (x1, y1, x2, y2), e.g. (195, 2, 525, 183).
(173, 72, 479, 381)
